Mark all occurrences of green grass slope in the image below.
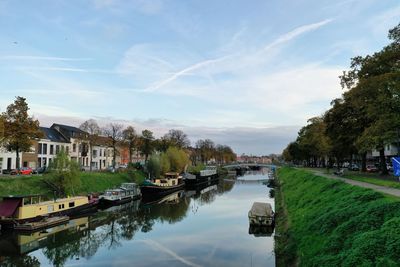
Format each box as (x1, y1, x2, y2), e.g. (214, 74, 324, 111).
(278, 167, 400, 267)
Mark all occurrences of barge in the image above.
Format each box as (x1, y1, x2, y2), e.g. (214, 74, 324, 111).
(99, 183, 141, 206)
(184, 166, 218, 186)
(141, 172, 185, 199)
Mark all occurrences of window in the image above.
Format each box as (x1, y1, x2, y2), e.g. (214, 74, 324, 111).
(48, 205, 54, 212)
(93, 150, 98, 157)
(73, 144, 76, 152)
(56, 145, 60, 154)
(43, 144, 48, 155)
(66, 146, 69, 153)
(38, 143, 43, 154)
(49, 158, 52, 165)
(69, 202, 75, 208)
(43, 157, 47, 166)
(50, 145, 54, 155)
(37, 157, 41, 168)
(0, 158, 3, 169)
(23, 161, 28, 167)
(58, 204, 65, 209)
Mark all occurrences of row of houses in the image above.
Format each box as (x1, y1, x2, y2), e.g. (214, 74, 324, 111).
(0, 123, 144, 172)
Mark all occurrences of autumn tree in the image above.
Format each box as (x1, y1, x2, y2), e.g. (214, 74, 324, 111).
(122, 126, 138, 163)
(2, 97, 42, 170)
(0, 115, 4, 144)
(79, 119, 101, 171)
(103, 123, 123, 168)
(163, 129, 190, 149)
(139, 129, 154, 162)
(340, 23, 400, 174)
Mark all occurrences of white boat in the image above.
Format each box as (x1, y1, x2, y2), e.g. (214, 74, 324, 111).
(99, 183, 141, 205)
(184, 166, 218, 186)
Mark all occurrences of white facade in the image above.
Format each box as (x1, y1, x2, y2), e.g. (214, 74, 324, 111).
(0, 148, 21, 171)
(37, 140, 71, 167)
(371, 143, 399, 158)
(91, 145, 114, 170)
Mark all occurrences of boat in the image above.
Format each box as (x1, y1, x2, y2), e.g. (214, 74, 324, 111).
(248, 202, 274, 226)
(140, 172, 185, 199)
(184, 166, 218, 186)
(99, 183, 141, 206)
(0, 194, 98, 229)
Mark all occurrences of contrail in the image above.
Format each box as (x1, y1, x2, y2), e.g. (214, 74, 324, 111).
(139, 238, 202, 267)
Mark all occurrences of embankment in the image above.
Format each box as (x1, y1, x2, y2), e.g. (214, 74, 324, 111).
(0, 171, 145, 197)
(275, 167, 400, 266)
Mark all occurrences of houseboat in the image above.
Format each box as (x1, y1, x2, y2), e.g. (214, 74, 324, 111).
(248, 202, 274, 226)
(99, 183, 141, 206)
(184, 166, 218, 186)
(140, 172, 185, 198)
(0, 194, 98, 229)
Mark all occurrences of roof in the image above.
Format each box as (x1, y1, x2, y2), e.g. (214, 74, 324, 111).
(40, 127, 70, 143)
(51, 123, 88, 140)
(249, 202, 273, 216)
(93, 135, 112, 146)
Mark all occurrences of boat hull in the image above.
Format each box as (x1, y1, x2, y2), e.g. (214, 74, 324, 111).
(99, 194, 141, 207)
(184, 173, 218, 186)
(140, 183, 185, 199)
(0, 199, 98, 229)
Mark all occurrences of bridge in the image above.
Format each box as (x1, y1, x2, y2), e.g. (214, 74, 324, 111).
(222, 163, 277, 169)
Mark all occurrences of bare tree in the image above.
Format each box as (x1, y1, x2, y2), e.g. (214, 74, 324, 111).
(163, 129, 190, 149)
(103, 123, 123, 168)
(79, 119, 101, 171)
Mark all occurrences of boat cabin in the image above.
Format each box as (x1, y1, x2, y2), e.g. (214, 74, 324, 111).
(0, 195, 89, 221)
(154, 172, 182, 187)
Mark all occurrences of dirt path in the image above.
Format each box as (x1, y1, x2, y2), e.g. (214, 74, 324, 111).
(311, 170, 400, 198)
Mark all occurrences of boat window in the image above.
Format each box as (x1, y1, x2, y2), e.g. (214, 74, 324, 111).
(48, 205, 54, 212)
(59, 204, 65, 209)
(69, 202, 75, 208)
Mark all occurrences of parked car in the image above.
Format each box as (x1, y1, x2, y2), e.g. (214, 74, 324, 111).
(366, 165, 378, 173)
(348, 164, 360, 171)
(11, 167, 33, 175)
(32, 166, 47, 174)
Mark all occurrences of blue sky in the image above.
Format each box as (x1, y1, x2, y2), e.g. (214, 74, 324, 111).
(0, 0, 399, 155)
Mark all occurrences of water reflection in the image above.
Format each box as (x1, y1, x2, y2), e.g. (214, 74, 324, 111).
(0, 170, 274, 267)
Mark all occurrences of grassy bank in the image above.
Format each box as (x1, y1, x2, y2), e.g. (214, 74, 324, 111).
(0, 170, 146, 197)
(276, 167, 400, 266)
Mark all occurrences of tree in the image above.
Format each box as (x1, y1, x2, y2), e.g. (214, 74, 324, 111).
(146, 154, 160, 179)
(163, 129, 190, 149)
(160, 153, 170, 174)
(45, 150, 81, 196)
(166, 147, 189, 173)
(122, 126, 137, 163)
(103, 123, 123, 168)
(2, 96, 42, 170)
(140, 129, 154, 162)
(79, 119, 101, 171)
(340, 23, 400, 174)
(0, 115, 4, 144)
(195, 139, 215, 163)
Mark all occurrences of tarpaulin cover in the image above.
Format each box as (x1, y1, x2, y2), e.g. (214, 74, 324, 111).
(0, 198, 21, 217)
(392, 157, 400, 177)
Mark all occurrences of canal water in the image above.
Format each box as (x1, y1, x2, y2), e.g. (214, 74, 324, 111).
(0, 169, 275, 267)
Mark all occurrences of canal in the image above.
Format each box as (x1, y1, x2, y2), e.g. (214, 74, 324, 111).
(0, 169, 275, 267)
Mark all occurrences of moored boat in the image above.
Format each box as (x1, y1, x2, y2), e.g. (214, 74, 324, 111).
(248, 202, 274, 226)
(184, 166, 218, 186)
(99, 183, 141, 206)
(0, 194, 98, 229)
(141, 172, 185, 198)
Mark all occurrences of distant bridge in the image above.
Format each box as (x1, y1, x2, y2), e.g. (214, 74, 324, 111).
(223, 163, 277, 169)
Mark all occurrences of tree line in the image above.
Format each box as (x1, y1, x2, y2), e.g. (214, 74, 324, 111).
(0, 97, 237, 174)
(282, 23, 400, 175)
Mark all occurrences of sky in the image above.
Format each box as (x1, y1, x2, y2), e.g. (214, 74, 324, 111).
(0, 0, 399, 155)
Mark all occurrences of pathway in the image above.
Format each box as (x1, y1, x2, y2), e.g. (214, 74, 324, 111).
(311, 170, 400, 198)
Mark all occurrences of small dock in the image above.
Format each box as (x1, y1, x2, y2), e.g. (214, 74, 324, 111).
(14, 216, 70, 232)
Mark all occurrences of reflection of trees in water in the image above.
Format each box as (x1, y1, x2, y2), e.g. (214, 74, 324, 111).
(0, 255, 40, 267)
(2, 181, 235, 267)
(39, 195, 190, 267)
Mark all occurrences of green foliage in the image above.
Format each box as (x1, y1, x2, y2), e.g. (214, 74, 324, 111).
(146, 154, 160, 179)
(140, 129, 155, 161)
(45, 151, 81, 196)
(165, 146, 189, 172)
(277, 167, 400, 266)
(160, 153, 170, 174)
